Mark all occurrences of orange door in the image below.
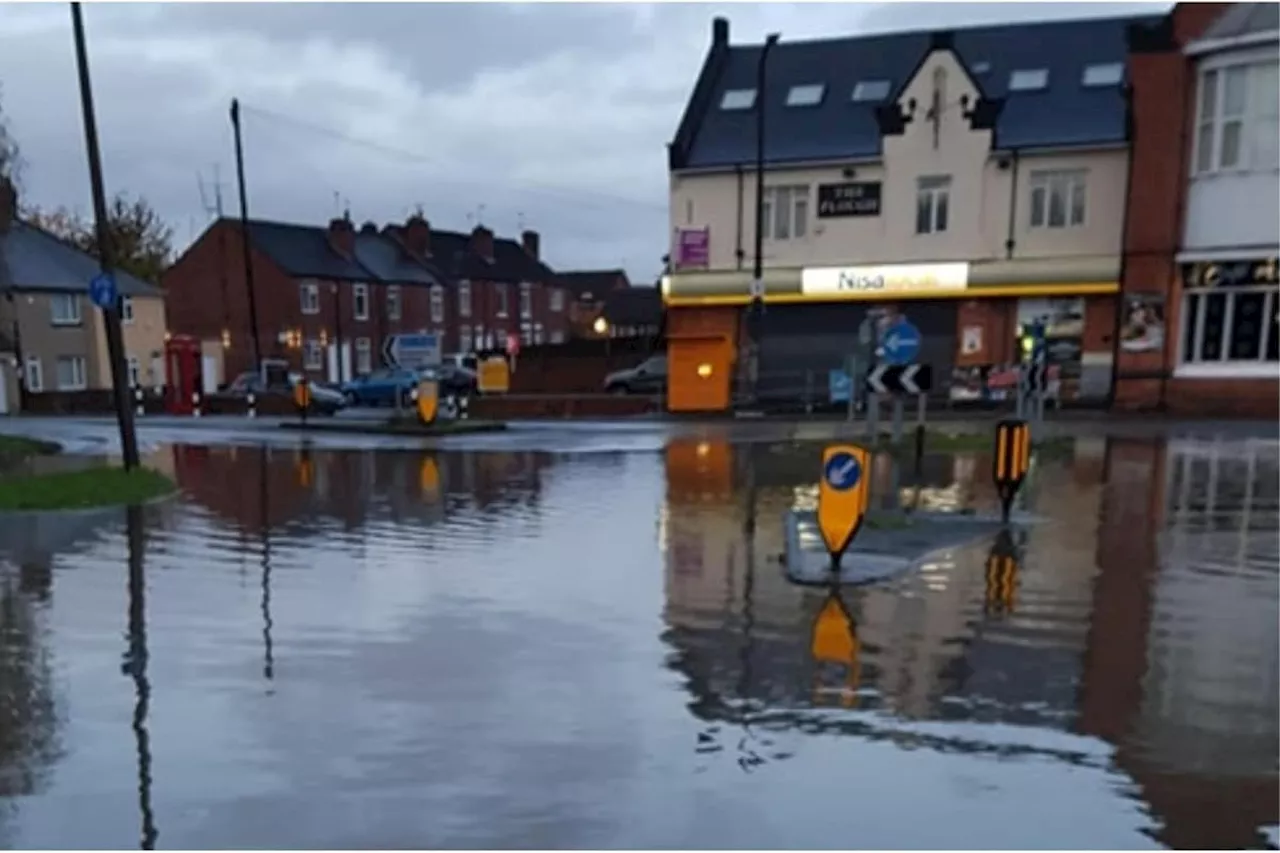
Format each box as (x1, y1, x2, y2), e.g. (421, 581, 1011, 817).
(668, 337, 734, 412)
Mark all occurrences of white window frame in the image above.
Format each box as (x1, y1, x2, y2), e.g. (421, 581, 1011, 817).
(1193, 57, 1280, 175)
(720, 88, 756, 111)
(519, 282, 533, 319)
(915, 175, 951, 235)
(24, 355, 42, 393)
(355, 337, 372, 375)
(549, 288, 565, 313)
(496, 283, 510, 318)
(1177, 284, 1279, 377)
(352, 283, 369, 321)
(550, 329, 565, 344)
(1028, 169, 1087, 229)
(304, 339, 324, 370)
(126, 355, 140, 388)
(56, 355, 86, 391)
(50, 293, 81, 326)
(430, 285, 445, 323)
(761, 185, 810, 241)
(386, 285, 401, 321)
(786, 84, 825, 107)
(120, 295, 134, 324)
(459, 326, 473, 352)
(300, 281, 320, 315)
(458, 280, 472, 318)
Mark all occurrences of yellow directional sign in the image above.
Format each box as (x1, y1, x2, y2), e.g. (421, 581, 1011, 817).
(416, 378, 439, 425)
(817, 444, 871, 560)
(477, 356, 510, 394)
(293, 377, 312, 411)
(811, 588, 862, 708)
(993, 419, 1032, 522)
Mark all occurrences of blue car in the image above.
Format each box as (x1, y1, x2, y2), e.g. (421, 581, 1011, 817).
(340, 368, 421, 407)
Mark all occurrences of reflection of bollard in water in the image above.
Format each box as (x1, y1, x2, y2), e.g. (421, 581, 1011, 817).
(811, 587, 861, 708)
(984, 527, 1020, 616)
(992, 418, 1032, 524)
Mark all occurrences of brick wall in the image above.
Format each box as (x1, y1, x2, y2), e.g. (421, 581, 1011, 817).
(509, 337, 660, 393)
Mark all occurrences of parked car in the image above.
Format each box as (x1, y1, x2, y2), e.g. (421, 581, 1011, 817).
(421, 363, 478, 397)
(217, 371, 345, 415)
(341, 368, 422, 407)
(603, 355, 667, 395)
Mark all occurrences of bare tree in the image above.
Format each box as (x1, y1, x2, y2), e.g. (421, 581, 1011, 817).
(0, 83, 22, 186)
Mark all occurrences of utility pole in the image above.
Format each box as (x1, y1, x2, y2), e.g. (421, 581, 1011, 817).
(230, 99, 263, 374)
(70, 2, 139, 470)
(749, 33, 780, 407)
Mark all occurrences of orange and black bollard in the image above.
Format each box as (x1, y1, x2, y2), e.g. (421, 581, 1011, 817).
(992, 418, 1032, 524)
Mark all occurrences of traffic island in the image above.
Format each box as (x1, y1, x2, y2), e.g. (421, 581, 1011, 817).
(0, 466, 176, 512)
(0, 434, 63, 467)
(277, 417, 508, 437)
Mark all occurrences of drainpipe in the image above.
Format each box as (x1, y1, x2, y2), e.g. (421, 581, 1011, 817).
(734, 164, 745, 270)
(1111, 81, 1137, 411)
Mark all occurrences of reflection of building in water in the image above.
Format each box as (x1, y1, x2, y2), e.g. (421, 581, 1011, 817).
(1080, 437, 1279, 850)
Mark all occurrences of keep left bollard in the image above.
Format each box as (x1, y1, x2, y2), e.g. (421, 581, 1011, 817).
(993, 418, 1032, 524)
(817, 443, 871, 570)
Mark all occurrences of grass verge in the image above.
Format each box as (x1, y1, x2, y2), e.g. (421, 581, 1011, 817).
(0, 466, 176, 511)
(0, 434, 62, 462)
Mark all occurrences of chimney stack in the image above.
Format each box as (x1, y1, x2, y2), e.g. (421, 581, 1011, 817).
(327, 215, 355, 258)
(713, 17, 729, 46)
(0, 177, 15, 235)
(521, 229, 540, 260)
(404, 213, 432, 258)
(470, 225, 494, 263)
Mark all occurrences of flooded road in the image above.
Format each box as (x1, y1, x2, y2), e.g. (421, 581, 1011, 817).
(0, 431, 1276, 849)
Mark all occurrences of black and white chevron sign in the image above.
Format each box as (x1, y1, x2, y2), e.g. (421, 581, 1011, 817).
(866, 363, 933, 395)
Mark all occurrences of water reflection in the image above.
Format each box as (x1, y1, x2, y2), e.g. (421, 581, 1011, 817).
(122, 505, 156, 850)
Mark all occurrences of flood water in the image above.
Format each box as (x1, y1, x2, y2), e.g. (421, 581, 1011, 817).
(0, 432, 1276, 849)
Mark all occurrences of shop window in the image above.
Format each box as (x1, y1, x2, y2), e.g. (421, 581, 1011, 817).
(915, 175, 950, 234)
(761, 185, 809, 240)
(1181, 285, 1279, 367)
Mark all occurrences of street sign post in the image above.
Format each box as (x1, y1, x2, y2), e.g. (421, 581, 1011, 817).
(383, 333, 440, 369)
(416, 378, 439, 425)
(818, 444, 871, 566)
(89, 272, 117, 310)
(993, 418, 1032, 523)
(880, 318, 921, 366)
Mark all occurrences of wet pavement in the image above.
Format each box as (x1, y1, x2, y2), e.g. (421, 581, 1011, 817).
(0, 424, 1276, 849)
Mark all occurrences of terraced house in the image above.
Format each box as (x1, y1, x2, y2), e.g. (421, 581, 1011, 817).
(163, 214, 570, 390)
(0, 178, 167, 415)
(662, 13, 1160, 412)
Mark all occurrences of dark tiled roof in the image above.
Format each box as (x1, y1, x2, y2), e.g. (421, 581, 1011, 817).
(602, 286, 662, 327)
(1199, 2, 1278, 41)
(0, 221, 160, 296)
(672, 13, 1162, 170)
(352, 231, 442, 286)
(244, 219, 372, 280)
(556, 269, 630, 299)
(424, 229, 554, 284)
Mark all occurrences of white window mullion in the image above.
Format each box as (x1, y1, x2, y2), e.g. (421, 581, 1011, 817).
(1219, 291, 1236, 361)
(1259, 290, 1274, 362)
(1192, 291, 1208, 361)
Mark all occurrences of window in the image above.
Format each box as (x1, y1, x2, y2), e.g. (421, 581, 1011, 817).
(761, 185, 809, 240)
(786, 84, 825, 106)
(24, 356, 42, 393)
(459, 326, 473, 352)
(520, 322, 532, 345)
(353, 284, 369, 321)
(300, 281, 320, 315)
(355, 337, 372, 375)
(496, 283, 510, 318)
(458, 280, 472, 318)
(56, 356, 86, 391)
(971, 61, 991, 75)
(519, 282, 532, 318)
(533, 323, 544, 345)
(121, 296, 134, 324)
(720, 88, 756, 111)
(1029, 169, 1087, 229)
(851, 79, 891, 102)
(474, 325, 488, 351)
(304, 339, 324, 370)
(1082, 62, 1124, 88)
(1182, 285, 1279, 368)
(1009, 68, 1049, 92)
(550, 288, 565, 313)
(50, 293, 81, 325)
(1195, 60, 1280, 174)
(915, 175, 951, 234)
(430, 285, 445, 323)
(126, 356, 140, 388)
(550, 329, 565, 344)
(386, 285, 401, 321)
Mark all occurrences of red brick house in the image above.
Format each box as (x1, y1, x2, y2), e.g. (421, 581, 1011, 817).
(555, 269, 631, 338)
(163, 214, 569, 386)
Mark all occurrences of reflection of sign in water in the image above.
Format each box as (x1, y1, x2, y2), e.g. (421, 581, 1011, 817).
(1120, 293, 1166, 354)
(818, 444, 870, 559)
(811, 589, 861, 708)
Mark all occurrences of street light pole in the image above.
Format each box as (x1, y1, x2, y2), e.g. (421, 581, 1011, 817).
(229, 98, 263, 376)
(749, 33, 780, 407)
(70, 1, 139, 471)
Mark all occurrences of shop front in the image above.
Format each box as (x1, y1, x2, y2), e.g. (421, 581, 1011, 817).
(661, 256, 1121, 413)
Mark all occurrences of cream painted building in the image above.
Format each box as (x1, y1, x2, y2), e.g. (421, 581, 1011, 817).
(661, 15, 1157, 412)
(90, 293, 169, 390)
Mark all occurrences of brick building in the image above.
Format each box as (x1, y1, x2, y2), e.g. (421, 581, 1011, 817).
(555, 268, 632, 338)
(163, 214, 570, 388)
(1117, 2, 1278, 417)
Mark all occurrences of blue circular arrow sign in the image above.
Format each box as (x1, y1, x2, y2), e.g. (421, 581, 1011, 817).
(88, 272, 117, 310)
(880, 318, 922, 366)
(823, 451, 862, 491)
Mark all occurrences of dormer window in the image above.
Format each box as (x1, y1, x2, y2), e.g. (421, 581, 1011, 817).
(1082, 62, 1124, 88)
(786, 83, 825, 106)
(851, 79, 891, 102)
(1009, 68, 1049, 92)
(720, 88, 756, 111)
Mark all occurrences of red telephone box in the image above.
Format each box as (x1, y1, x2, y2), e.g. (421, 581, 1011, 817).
(164, 335, 202, 415)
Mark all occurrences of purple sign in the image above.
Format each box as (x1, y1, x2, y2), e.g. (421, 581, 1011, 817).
(676, 229, 709, 269)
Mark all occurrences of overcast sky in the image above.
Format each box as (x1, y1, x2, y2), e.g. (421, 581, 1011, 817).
(0, 1, 1161, 284)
